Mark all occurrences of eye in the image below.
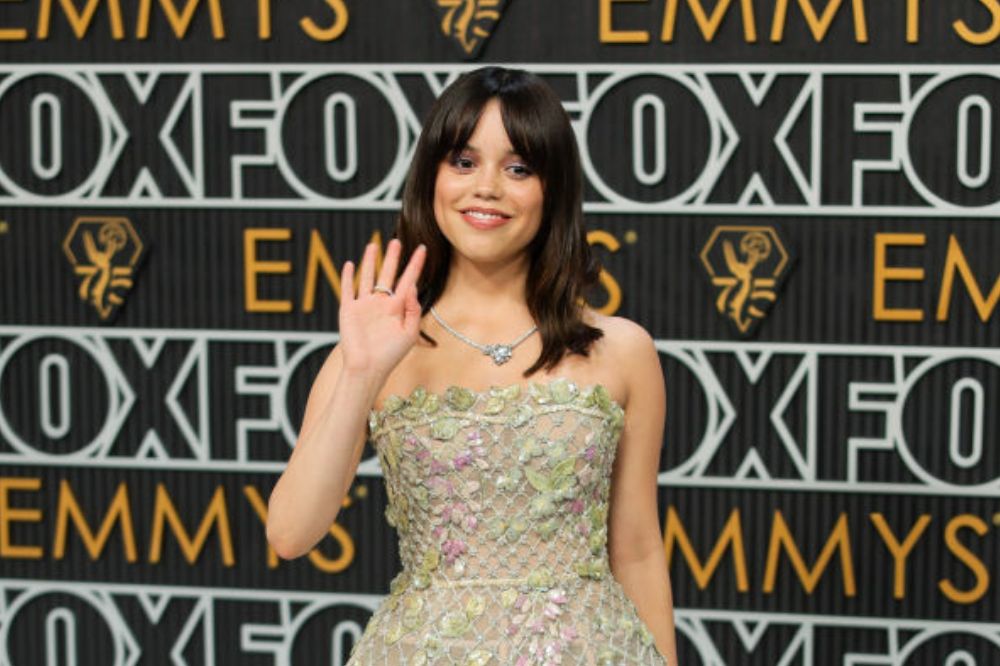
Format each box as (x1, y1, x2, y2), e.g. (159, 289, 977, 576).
(450, 152, 475, 170)
(507, 163, 534, 178)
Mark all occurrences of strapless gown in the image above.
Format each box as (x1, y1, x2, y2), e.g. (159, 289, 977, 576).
(347, 378, 668, 665)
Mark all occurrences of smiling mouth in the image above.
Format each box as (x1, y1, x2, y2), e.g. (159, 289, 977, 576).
(461, 208, 511, 221)
(460, 208, 512, 229)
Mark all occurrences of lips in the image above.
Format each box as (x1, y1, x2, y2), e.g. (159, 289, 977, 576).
(460, 207, 511, 230)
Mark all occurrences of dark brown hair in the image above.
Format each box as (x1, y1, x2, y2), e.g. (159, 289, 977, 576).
(395, 66, 603, 376)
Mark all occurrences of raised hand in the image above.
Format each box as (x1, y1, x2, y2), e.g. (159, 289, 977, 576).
(337, 238, 426, 379)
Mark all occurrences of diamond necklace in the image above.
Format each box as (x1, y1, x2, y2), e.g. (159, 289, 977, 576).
(429, 306, 537, 366)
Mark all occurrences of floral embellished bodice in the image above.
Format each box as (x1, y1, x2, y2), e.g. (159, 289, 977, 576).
(348, 378, 667, 666)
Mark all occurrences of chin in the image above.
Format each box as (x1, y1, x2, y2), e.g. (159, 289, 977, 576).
(450, 239, 527, 267)
(454, 246, 515, 266)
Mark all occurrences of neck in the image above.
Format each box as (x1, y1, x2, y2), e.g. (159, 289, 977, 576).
(432, 255, 535, 333)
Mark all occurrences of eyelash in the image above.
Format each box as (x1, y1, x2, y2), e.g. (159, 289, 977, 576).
(451, 154, 475, 169)
(450, 153, 534, 178)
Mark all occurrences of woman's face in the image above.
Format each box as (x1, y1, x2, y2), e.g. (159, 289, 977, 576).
(432, 99, 544, 268)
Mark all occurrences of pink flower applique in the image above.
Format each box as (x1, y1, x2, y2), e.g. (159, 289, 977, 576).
(441, 539, 467, 564)
(453, 451, 473, 470)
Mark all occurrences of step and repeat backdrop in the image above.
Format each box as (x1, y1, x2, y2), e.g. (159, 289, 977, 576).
(1, 1, 999, 664)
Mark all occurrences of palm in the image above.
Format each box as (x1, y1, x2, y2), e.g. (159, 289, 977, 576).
(338, 239, 426, 378)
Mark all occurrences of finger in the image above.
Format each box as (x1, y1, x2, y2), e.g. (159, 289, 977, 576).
(403, 284, 422, 337)
(376, 238, 401, 294)
(341, 260, 355, 301)
(394, 244, 426, 297)
(358, 242, 377, 295)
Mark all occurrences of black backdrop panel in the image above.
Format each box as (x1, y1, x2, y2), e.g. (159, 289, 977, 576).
(2, 1, 999, 663)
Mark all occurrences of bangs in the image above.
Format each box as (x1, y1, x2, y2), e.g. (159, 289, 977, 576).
(432, 83, 553, 177)
(498, 94, 551, 176)
(436, 97, 486, 160)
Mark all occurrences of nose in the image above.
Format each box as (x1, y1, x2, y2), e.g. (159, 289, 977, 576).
(473, 164, 502, 200)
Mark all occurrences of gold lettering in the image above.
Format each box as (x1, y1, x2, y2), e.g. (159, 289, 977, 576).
(599, 0, 650, 43)
(244, 228, 293, 313)
(662, 0, 757, 42)
(873, 232, 925, 322)
(586, 230, 623, 315)
(954, 0, 1000, 45)
(664, 506, 750, 591)
(939, 514, 990, 604)
(300, 0, 348, 41)
(763, 510, 856, 596)
(258, 0, 270, 39)
(302, 230, 342, 313)
(136, 0, 225, 39)
(0, 0, 29, 40)
(906, 0, 919, 42)
(936, 235, 1000, 322)
(307, 522, 355, 572)
(148, 484, 235, 566)
(870, 513, 931, 600)
(771, 0, 868, 42)
(0, 477, 43, 559)
(53, 480, 137, 561)
(37, 0, 125, 39)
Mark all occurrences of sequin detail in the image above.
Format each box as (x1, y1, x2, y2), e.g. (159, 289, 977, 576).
(349, 379, 667, 665)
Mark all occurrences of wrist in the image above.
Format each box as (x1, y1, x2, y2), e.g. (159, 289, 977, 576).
(338, 364, 388, 396)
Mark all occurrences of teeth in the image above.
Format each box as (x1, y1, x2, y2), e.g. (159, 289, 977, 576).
(466, 210, 504, 220)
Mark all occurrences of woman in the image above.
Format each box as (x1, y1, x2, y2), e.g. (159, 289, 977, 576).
(268, 66, 677, 665)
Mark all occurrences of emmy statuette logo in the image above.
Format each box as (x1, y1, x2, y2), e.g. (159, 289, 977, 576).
(700, 225, 792, 336)
(62, 216, 145, 320)
(428, 0, 510, 59)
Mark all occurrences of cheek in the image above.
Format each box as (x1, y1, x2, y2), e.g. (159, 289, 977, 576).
(434, 174, 463, 208)
(432, 176, 450, 219)
(516, 182, 544, 219)
(432, 186, 443, 217)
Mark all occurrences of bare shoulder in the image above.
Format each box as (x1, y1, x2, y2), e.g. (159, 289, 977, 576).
(582, 311, 663, 408)
(585, 310, 657, 364)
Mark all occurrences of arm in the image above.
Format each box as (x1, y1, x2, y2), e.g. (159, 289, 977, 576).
(266, 240, 425, 559)
(265, 346, 380, 559)
(606, 320, 678, 664)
